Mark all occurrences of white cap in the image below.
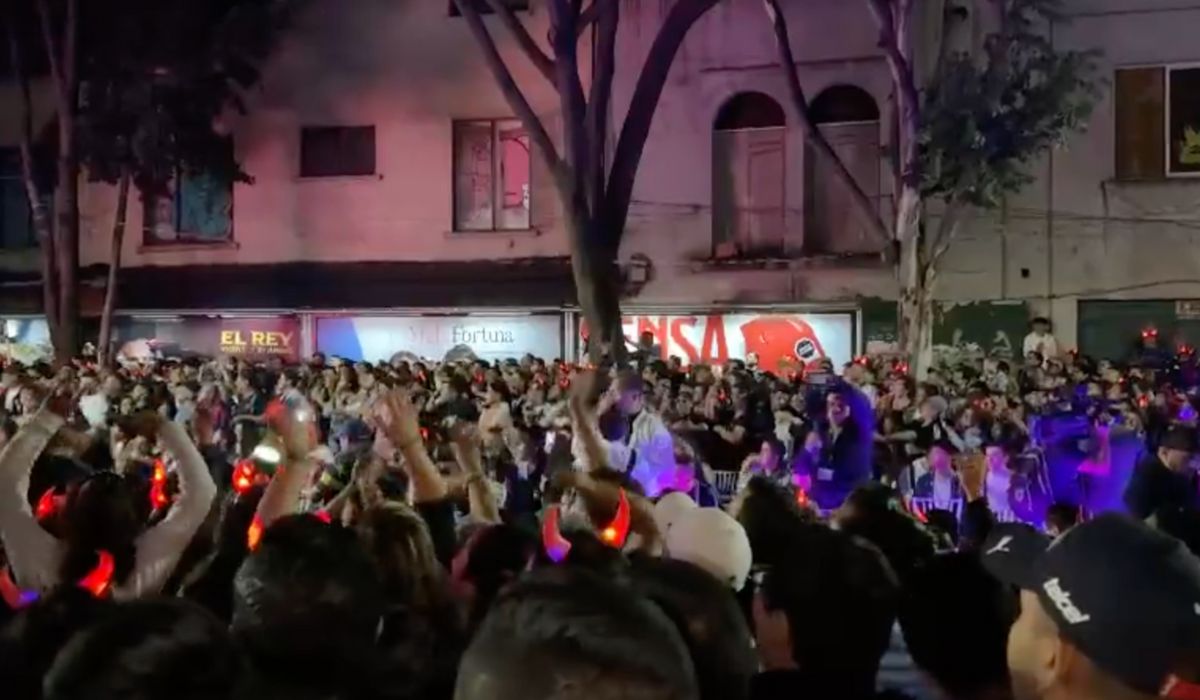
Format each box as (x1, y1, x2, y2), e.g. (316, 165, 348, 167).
(653, 491, 697, 539)
(665, 507, 753, 591)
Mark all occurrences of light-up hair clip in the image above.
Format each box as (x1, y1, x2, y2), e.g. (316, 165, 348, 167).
(599, 489, 631, 549)
(541, 506, 572, 563)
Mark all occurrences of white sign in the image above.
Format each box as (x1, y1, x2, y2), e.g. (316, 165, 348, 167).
(316, 315, 563, 364)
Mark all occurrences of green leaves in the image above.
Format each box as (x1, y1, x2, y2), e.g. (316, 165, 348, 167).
(71, 0, 295, 190)
(918, 0, 1102, 208)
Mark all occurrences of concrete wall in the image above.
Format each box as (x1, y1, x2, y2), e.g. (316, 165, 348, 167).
(610, 0, 898, 307)
(5, 0, 1199, 350)
(70, 0, 577, 270)
(936, 0, 1200, 348)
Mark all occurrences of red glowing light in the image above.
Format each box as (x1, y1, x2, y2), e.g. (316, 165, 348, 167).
(232, 460, 258, 495)
(599, 489, 632, 549)
(247, 515, 264, 551)
(149, 460, 170, 510)
(35, 488, 58, 521)
(313, 509, 332, 524)
(78, 551, 115, 598)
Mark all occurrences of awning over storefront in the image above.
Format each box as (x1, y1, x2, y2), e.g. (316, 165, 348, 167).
(1, 258, 577, 314)
(113, 259, 576, 310)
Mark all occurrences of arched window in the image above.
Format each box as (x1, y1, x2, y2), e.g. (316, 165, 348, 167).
(805, 84, 881, 255)
(712, 92, 787, 258)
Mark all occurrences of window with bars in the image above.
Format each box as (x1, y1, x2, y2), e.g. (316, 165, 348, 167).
(300, 126, 377, 178)
(453, 119, 532, 231)
(1115, 65, 1200, 180)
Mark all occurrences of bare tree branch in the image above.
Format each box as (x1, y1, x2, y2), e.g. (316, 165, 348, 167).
(451, 0, 569, 191)
(545, 0, 588, 182)
(763, 0, 890, 244)
(925, 199, 963, 270)
(577, 0, 599, 36)
(585, 0, 618, 213)
(604, 0, 721, 252)
(5, 11, 58, 333)
(482, 0, 556, 85)
(34, 0, 64, 101)
(866, 0, 921, 189)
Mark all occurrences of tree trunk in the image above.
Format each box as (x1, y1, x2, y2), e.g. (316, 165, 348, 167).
(52, 146, 80, 365)
(5, 10, 61, 354)
(895, 186, 931, 376)
(98, 172, 130, 367)
(565, 207, 625, 367)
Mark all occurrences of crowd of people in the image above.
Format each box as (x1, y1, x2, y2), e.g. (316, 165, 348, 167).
(1, 319, 1200, 700)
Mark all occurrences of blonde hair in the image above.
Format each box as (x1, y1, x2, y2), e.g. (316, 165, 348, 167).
(354, 502, 446, 612)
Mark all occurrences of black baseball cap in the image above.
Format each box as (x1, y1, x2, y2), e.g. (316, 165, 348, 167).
(982, 515, 1200, 695)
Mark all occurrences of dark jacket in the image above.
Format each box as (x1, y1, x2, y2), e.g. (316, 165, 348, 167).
(1125, 453, 1199, 520)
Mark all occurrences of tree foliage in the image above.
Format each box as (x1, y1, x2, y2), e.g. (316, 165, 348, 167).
(919, 0, 1102, 208)
(75, 0, 294, 194)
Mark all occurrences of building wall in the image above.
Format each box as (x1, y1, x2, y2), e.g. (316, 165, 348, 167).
(5, 0, 1200, 355)
(935, 0, 1200, 349)
(73, 0, 578, 271)
(610, 0, 899, 307)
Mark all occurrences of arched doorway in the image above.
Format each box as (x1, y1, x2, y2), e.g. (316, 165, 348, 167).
(804, 84, 881, 255)
(712, 92, 787, 257)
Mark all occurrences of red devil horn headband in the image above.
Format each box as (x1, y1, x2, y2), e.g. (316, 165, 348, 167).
(542, 506, 572, 563)
(78, 551, 115, 598)
(599, 489, 632, 549)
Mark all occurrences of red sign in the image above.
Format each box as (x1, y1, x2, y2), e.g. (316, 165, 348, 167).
(580, 312, 854, 372)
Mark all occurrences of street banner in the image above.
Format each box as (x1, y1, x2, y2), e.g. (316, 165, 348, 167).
(116, 317, 301, 362)
(316, 315, 563, 364)
(581, 311, 856, 372)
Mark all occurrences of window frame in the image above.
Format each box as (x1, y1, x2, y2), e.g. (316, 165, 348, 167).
(451, 117, 534, 233)
(448, 0, 529, 18)
(1165, 62, 1200, 179)
(299, 125, 378, 179)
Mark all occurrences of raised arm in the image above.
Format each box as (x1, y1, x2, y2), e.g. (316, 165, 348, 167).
(375, 390, 447, 503)
(0, 403, 65, 591)
(129, 412, 219, 595)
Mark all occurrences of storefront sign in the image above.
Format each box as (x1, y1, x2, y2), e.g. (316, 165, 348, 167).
(582, 312, 855, 372)
(1, 318, 52, 363)
(116, 317, 301, 362)
(316, 315, 563, 363)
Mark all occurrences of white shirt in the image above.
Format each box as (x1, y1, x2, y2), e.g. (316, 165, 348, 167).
(572, 410, 675, 498)
(1023, 331, 1059, 359)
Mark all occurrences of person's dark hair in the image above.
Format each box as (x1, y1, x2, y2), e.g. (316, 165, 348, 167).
(231, 515, 384, 697)
(762, 525, 899, 698)
(59, 472, 142, 588)
(179, 487, 266, 621)
(838, 483, 937, 583)
(447, 373, 471, 396)
(486, 380, 511, 403)
(735, 475, 810, 566)
(630, 556, 757, 700)
(43, 598, 238, 700)
(457, 566, 698, 700)
(0, 587, 111, 700)
(1046, 501, 1080, 534)
(454, 523, 539, 631)
(899, 552, 1016, 700)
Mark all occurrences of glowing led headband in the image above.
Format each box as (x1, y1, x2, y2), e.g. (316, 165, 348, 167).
(149, 460, 170, 510)
(599, 489, 631, 549)
(541, 506, 572, 563)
